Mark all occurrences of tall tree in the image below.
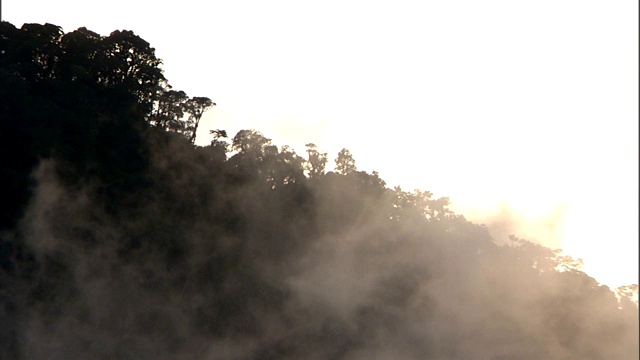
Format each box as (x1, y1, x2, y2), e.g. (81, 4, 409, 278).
(184, 96, 215, 144)
(335, 148, 357, 175)
(304, 143, 327, 178)
(98, 29, 166, 115)
(9, 23, 64, 82)
(150, 89, 188, 130)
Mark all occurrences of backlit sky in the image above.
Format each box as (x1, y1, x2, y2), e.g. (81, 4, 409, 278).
(3, 1, 638, 288)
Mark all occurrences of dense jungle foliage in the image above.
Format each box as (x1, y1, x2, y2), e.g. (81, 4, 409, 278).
(0, 22, 637, 359)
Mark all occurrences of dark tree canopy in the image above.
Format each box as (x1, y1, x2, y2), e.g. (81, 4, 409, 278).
(0, 21, 637, 360)
(304, 143, 328, 179)
(335, 147, 357, 174)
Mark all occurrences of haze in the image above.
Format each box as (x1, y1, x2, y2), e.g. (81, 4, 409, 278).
(4, 0, 638, 287)
(1, 15, 638, 359)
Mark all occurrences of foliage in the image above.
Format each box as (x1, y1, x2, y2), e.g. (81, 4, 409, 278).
(304, 143, 327, 178)
(335, 148, 357, 174)
(0, 21, 637, 359)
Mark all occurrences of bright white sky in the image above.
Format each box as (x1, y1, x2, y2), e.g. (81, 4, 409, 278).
(4, 0, 638, 288)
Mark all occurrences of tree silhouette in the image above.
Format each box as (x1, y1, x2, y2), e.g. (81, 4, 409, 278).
(185, 96, 215, 144)
(304, 143, 327, 178)
(334, 148, 357, 175)
(150, 89, 188, 130)
(0, 21, 637, 360)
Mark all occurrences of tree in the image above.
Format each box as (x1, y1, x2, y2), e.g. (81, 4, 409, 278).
(228, 129, 272, 182)
(8, 23, 64, 82)
(335, 148, 356, 175)
(98, 29, 166, 115)
(229, 130, 305, 188)
(209, 129, 229, 151)
(304, 143, 327, 178)
(184, 96, 215, 144)
(615, 285, 639, 309)
(150, 89, 189, 130)
(232, 129, 271, 154)
(273, 145, 305, 186)
(58, 26, 102, 83)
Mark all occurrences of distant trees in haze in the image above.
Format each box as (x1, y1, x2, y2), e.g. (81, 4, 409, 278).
(0, 21, 637, 359)
(304, 143, 327, 178)
(335, 148, 357, 174)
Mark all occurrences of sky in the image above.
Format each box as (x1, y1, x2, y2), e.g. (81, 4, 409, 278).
(3, 0, 638, 288)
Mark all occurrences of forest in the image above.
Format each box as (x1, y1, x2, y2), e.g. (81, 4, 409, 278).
(0, 22, 637, 359)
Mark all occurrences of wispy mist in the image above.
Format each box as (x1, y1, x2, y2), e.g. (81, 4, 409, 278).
(3, 132, 635, 359)
(0, 21, 636, 360)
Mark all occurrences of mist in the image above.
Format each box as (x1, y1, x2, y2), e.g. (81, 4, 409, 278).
(1, 131, 636, 359)
(0, 21, 637, 359)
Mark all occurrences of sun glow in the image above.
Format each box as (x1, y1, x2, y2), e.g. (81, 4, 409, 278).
(4, 0, 638, 289)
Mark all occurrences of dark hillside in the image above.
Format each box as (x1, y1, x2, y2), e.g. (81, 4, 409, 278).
(0, 22, 637, 359)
